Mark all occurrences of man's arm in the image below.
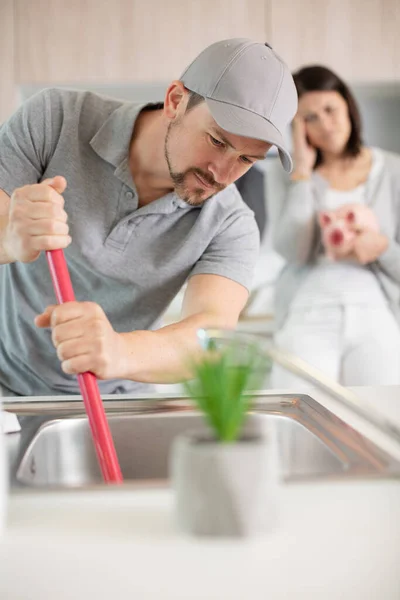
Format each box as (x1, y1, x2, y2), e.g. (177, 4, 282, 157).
(36, 273, 249, 383)
(0, 89, 68, 266)
(121, 273, 249, 382)
(0, 189, 12, 265)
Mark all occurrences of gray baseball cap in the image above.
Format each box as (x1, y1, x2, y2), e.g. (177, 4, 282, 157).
(180, 38, 298, 172)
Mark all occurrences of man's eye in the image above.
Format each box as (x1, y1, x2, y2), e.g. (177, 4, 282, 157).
(210, 135, 224, 147)
(240, 156, 252, 165)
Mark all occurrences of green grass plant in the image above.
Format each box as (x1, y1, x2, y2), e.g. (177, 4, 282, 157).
(184, 340, 271, 442)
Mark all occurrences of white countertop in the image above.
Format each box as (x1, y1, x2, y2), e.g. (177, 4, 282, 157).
(1, 386, 400, 599)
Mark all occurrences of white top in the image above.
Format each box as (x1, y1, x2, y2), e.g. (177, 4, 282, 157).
(292, 148, 388, 309)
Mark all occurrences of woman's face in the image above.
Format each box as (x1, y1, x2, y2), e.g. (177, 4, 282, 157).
(298, 90, 352, 156)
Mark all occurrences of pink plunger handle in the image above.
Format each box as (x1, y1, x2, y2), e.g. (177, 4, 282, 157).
(46, 249, 123, 484)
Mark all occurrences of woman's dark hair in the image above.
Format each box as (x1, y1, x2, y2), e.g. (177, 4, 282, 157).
(293, 65, 363, 167)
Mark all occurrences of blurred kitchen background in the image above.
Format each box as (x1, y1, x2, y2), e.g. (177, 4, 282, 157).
(1, 0, 400, 332)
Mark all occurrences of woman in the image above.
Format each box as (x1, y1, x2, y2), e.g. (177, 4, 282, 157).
(268, 65, 400, 388)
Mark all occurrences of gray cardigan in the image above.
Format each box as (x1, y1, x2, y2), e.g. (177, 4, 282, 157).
(267, 149, 400, 329)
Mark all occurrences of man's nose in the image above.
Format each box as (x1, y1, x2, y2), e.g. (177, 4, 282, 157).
(208, 157, 236, 186)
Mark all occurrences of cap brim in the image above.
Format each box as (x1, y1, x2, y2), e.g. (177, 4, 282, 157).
(205, 98, 293, 172)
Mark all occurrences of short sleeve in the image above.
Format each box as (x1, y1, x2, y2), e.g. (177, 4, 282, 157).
(0, 89, 56, 196)
(189, 209, 260, 291)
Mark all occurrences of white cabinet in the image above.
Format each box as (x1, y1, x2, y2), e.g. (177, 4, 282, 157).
(0, 0, 16, 123)
(1, 0, 399, 124)
(14, 0, 267, 83)
(268, 0, 400, 83)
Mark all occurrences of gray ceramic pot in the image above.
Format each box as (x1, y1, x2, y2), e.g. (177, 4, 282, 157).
(170, 428, 279, 537)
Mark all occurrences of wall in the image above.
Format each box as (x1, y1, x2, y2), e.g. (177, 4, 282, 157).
(0, 0, 16, 122)
(2, 0, 400, 123)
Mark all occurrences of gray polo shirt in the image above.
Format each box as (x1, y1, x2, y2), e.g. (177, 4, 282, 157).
(0, 88, 259, 396)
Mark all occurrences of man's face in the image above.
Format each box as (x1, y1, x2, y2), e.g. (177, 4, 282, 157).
(164, 101, 272, 206)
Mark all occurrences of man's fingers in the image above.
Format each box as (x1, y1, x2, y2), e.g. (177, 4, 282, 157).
(29, 201, 68, 222)
(12, 184, 65, 207)
(56, 339, 91, 363)
(49, 301, 102, 327)
(41, 176, 67, 195)
(51, 320, 86, 347)
(61, 354, 93, 376)
(34, 305, 57, 328)
(30, 234, 72, 252)
(27, 219, 69, 237)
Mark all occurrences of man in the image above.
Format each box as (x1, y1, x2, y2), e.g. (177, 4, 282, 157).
(0, 38, 297, 396)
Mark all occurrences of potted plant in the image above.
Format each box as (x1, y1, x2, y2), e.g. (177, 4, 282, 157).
(170, 330, 278, 537)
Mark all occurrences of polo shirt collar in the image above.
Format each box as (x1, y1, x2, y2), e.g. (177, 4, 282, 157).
(89, 101, 196, 210)
(90, 102, 146, 169)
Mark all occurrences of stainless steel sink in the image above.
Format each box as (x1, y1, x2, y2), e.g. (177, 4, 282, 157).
(6, 393, 400, 490)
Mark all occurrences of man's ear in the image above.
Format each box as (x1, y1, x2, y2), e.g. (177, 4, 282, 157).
(164, 81, 188, 120)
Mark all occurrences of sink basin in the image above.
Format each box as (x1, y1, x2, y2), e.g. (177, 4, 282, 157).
(10, 394, 400, 489)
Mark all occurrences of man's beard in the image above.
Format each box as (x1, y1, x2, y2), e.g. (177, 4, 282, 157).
(164, 123, 225, 206)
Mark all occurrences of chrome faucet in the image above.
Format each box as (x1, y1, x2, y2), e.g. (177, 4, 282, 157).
(198, 328, 400, 462)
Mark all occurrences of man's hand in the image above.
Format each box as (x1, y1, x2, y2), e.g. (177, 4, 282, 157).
(35, 301, 128, 379)
(352, 231, 389, 265)
(3, 176, 71, 263)
(33, 275, 249, 385)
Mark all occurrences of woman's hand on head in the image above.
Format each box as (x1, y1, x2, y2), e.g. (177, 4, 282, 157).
(291, 116, 317, 179)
